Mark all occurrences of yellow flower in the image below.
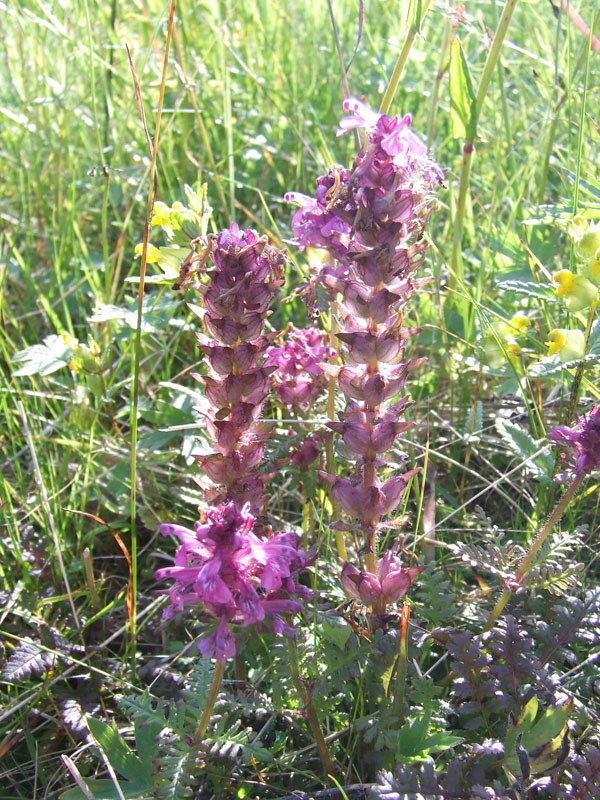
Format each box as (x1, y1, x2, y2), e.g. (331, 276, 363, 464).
(134, 243, 160, 263)
(151, 201, 171, 228)
(569, 215, 600, 260)
(506, 342, 522, 366)
(491, 315, 529, 340)
(483, 315, 529, 368)
(545, 329, 586, 362)
(61, 331, 78, 349)
(507, 315, 530, 334)
(552, 270, 598, 312)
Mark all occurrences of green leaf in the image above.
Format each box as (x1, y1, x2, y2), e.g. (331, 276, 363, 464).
(504, 697, 573, 778)
(496, 278, 555, 302)
(420, 730, 464, 753)
(524, 697, 573, 753)
(86, 716, 151, 788)
(396, 712, 431, 758)
(449, 37, 477, 140)
(131, 693, 165, 769)
(529, 353, 600, 378)
(494, 418, 553, 481)
(463, 400, 483, 443)
(12, 334, 71, 377)
(320, 619, 352, 650)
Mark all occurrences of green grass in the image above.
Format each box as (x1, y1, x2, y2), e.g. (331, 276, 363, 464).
(1, 0, 600, 797)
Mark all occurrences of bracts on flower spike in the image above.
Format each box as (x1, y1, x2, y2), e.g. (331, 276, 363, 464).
(287, 98, 442, 614)
(188, 224, 286, 511)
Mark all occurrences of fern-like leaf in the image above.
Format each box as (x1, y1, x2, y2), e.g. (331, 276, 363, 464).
(207, 718, 273, 763)
(154, 734, 198, 800)
(369, 761, 513, 799)
(1, 637, 56, 681)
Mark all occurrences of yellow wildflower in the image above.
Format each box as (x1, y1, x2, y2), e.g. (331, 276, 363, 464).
(545, 329, 586, 363)
(552, 270, 598, 312)
(134, 243, 160, 263)
(151, 201, 171, 228)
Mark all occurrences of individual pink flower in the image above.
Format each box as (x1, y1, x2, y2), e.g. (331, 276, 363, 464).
(290, 434, 323, 471)
(155, 503, 310, 663)
(548, 405, 600, 475)
(318, 469, 419, 524)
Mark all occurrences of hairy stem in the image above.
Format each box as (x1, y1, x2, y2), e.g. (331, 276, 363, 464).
(288, 638, 337, 780)
(391, 603, 410, 718)
(484, 472, 585, 632)
(192, 660, 226, 747)
(564, 300, 598, 428)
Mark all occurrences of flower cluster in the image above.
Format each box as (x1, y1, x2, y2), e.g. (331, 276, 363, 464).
(548, 405, 600, 475)
(155, 502, 310, 662)
(265, 326, 335, 409)
(543, 216, 600, 364)
(287, 99, 442, 611)
(190, 224, 286, 510)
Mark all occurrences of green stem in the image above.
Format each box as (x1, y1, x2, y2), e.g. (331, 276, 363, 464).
(83, 0, 110, 292)
(192, 660, 226, 746)
(287, 638, 337, 780)
(484, 472, 585, 632)
(379, 0, 432, 115)
(391, 603, 410, 718)
(452, 0, 520, 276)
(564, 300, 598, 428)
(325, 310, 348, 561)
(451, 142, 473, 282)
(474, 0, 520, 120)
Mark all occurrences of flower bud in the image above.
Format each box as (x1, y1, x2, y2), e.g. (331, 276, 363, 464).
(340, 562, 382, 604)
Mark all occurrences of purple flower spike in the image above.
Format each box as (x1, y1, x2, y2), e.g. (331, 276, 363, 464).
(156, 503, 310, 662)
(189, 226, 287, 510)
(548, 405, 600, 475)
(286, 98, 441, 611)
